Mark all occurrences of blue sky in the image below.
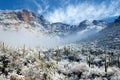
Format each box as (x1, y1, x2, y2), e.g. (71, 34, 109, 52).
(0, 0, 120, 24)
(0, 0, 110, 13)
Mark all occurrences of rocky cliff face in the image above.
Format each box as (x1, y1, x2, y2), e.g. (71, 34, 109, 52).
(22, 9, 30, 23)
(22, 9, 36, 23)
(0, 10, 45, 32)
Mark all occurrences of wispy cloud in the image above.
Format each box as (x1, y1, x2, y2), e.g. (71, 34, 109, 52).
(31, 0, 49, 14)
(32, 0, 43, 14)
(45, 0, 120, 24)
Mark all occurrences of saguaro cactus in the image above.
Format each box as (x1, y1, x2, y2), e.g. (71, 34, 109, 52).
(117, 56, 120, 68)
(55, 47, 60, 63)
(108, 56, 112, 66)
(39, 51, 41, 60)
(2, 42, 5, 52)
(73, 52, 76, 62)
(23, 44, 26, 58)
(104, 50, 108, 74)
(88, 54, 91, 67)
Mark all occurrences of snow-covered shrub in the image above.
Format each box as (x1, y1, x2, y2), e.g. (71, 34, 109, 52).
(10, 72, 25, 80)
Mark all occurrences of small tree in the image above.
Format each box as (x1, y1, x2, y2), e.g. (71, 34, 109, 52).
(43, 72, 48, 80)
(0, 55, 10, 77)
(81, 48, 85, 54)
(64, 46, 70, 56)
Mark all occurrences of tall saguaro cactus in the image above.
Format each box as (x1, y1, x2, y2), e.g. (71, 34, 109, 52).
(56, 47, 60, 64)
(2, 42, 5, 52)
(117, 55, 120, 68)
(23, 44, 26, 58)
(104, 50, 108, 74)
(39, 51, 41, 60)
(108, 56, 112, 66)
(87, 54, 91, 67)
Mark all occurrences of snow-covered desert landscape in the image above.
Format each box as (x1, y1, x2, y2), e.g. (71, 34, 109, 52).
(0, 0, 120, 80)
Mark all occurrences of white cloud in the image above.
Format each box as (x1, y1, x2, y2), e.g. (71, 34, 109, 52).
(45, 0, 120, 24)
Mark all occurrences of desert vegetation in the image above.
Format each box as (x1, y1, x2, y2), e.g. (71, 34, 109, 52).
(0, 42, 120, 80)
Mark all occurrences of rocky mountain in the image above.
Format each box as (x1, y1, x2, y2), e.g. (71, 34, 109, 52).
(0, 10, 78, 36)
(78, 20, 94, 30)
(78, 20, 107, 31)
(82, 16, 120, 49)
(0, 10, 108, 36)
(0, 10, 47, 33)
(100, 25, 120, 49)
(1, 9, 120, 49)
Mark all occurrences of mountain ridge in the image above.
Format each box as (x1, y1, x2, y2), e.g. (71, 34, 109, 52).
(0, 9, 120, 49)
(0, 9, 111, 34)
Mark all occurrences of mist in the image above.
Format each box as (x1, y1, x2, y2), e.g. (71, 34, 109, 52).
(60, 25, 103, 45)
(0, 25, 103, 49)
(0, 30, 60, 49)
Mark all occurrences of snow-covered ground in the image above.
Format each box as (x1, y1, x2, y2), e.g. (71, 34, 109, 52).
(0, 43, 120, 80)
